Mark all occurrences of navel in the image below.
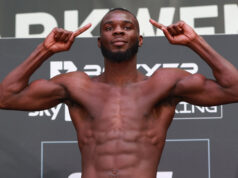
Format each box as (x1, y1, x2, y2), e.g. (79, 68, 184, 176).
(108, 169, 120, 178)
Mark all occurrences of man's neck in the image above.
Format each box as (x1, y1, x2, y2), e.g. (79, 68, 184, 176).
(102, 56, 143, 86)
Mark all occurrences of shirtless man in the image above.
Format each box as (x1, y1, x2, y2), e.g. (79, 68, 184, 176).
(1, 8, 238, 178)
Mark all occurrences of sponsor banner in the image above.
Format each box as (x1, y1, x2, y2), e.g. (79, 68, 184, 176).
(0, 1, 237, 38)
(0, 36, 238, 178)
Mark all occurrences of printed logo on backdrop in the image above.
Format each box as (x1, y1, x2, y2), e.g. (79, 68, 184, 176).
(10, 3, 238, 38)
(28, 61, 222, 121)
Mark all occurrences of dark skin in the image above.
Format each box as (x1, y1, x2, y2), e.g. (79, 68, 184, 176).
(1, 10, 238, 178)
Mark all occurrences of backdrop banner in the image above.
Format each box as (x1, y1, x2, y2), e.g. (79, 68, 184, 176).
(0, 0, 237, 38)
(0, 35, 238, 178)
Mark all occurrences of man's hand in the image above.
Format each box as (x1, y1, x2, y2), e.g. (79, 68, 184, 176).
(150, 19, 197, 45)
(43, 23, 91, 53)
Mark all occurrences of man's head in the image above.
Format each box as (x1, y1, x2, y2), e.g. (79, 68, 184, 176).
(98, 8, 143, 63)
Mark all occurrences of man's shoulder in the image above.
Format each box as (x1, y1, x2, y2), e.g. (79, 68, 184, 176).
(150, 68, 191, 80)
(50, 71, 92, 85)
(54, 71, 90, 79)
(151, 68, 206, 94)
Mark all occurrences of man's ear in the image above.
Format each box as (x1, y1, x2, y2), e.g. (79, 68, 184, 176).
(138, 35, 143, 47)
(97, 37, 101, 48)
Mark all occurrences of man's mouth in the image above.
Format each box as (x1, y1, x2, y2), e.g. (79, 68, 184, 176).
(111, 39, 128, 46)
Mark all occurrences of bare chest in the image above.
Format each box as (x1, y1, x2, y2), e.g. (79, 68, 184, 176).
(69, 83, 175, 134)
(82, 86, 148, 127)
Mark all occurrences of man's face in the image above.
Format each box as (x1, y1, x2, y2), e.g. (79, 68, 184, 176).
(98, 10, 143, 62)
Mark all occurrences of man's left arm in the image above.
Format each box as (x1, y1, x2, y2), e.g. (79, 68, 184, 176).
(150, 19, 238, 106)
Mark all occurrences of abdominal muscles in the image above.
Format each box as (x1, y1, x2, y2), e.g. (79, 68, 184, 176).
(79, 125, 165, 178)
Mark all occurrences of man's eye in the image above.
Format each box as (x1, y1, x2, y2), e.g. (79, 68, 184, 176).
(124, 26, 131, 30)
(105, 27, 112, 31)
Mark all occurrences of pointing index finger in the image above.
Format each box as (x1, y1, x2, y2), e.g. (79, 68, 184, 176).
(149, 19, 166, 30)
(149, 19, 173, 41)
(73, 23, 92, 37)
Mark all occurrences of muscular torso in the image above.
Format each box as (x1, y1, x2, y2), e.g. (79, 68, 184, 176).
(62, 71, 179, 178)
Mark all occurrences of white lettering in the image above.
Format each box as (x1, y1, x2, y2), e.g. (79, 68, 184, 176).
(28, 104, 72, 121)
(64, 61, 78, 73)
(205, 106, 217, 113)
(64, 10, 79, 32)
(50, 61, 63, 78)
(192, 105, 205, 113)
(162, 63, 179, 68)
(137, 63, 198, 76)
(180, 63, 198, 74)
(157, 172, 173, 178)
(176, 102, 191, 114)
(28, 109, 51, 117)
(68, 172, 173, 178)
(180, 5, 218, 35)
(14, 5, 238, 38)
(137, 64, 161, 76)
(40, 110, 51, 116)
(64, 105, 72, 121)
(15, 12, 57, 38)
(156, 7, 175, 36)
(84, 64, 101, 76)
(51, 104, 63, 120)
(28, 111, 40, 117)
(51, 62, 197, 78)
(78, 9, 109, 37)
(224, 4, 238, 34)
(176, 102, 218, 114)
(136, 8, 155, 36)
(50, 61, 77, 78)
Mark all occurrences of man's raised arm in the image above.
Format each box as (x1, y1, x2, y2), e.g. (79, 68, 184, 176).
(0, 24, 91, 111)
(150, 19, 238, 106)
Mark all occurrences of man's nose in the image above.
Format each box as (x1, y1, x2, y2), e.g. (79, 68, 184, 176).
(113, 26, 125, 36)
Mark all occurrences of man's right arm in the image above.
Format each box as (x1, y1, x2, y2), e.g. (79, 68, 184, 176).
(0, 24, 91, 111)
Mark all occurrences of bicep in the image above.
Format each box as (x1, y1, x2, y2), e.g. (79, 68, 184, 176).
(174, 73, 237, 106)
(1, 79, 67, 111)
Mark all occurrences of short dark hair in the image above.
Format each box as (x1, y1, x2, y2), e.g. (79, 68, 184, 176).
(100, 8, 139, 34)
(107, 8, 137, 19)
